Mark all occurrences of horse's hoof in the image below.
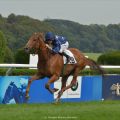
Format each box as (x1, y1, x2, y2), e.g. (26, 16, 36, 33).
(53, 88, 59, 92)
(58, 91, 63, 96)
(53, 98, 60, 104)
(25, 95, 30, 100)
(49, 90, 54, 94)
(53, 101, 59, 105)
(53, 102, 59, 105)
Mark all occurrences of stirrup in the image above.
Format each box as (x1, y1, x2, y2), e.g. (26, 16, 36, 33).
(68, 57, 75, 63)
(66, 57, 72, 63)
(70, 57, 74, 61)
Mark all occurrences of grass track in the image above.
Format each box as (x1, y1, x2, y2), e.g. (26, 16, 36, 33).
(84, 53, 101, 61)
(0, 101, 120, 120)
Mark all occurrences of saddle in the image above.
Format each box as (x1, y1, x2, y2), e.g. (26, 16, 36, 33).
(62, 50, 77, 64)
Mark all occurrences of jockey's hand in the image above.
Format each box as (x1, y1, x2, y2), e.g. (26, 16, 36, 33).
(46, 44, 52, 50)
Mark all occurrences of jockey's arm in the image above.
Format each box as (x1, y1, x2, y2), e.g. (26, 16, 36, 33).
(52, 46, 60, 53)
(46, 44, 52, 50)
(46, 43, 60, 53)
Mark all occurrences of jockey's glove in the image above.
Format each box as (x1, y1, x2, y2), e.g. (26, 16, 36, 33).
(46, 44, 52, 50)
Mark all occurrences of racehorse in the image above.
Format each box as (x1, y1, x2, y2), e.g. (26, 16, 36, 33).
(24, 32, 104, 103)
(2, 82, 27, 104)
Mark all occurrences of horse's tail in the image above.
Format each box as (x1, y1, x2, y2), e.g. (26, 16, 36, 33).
(85, 58, 105, 75)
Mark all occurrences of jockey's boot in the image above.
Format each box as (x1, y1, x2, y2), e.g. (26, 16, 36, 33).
(62, 52, 72, 63)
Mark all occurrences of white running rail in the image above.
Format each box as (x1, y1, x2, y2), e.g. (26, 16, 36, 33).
(0, 64, 120, 68)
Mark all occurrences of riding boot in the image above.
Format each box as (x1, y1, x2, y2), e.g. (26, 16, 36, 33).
(62, 52, 72, 63)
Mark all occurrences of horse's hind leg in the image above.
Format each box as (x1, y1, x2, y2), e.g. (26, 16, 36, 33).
(55, 76, 68, 103)
(25, 74, 41, 99)
(60, 67, 80, 93)
(45, 74, 59, 94)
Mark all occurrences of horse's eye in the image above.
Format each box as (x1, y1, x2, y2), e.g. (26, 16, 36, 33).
(33, 39, 37, 41)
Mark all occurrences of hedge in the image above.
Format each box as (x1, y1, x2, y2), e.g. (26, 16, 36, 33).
(0, 68, 120, 76)
(97, 51, 120, 65)
(0, 68, 37, 76)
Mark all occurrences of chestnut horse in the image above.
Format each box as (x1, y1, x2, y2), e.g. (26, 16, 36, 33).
(24, 32, 104, 102)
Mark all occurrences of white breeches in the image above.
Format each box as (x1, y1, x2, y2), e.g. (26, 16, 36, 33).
(59, 42, 69, 53)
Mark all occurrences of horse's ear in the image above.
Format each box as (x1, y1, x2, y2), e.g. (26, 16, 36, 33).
(39, 32, 45, 41)
(34, 32, 37, 35)
(41, 32, 44, 36)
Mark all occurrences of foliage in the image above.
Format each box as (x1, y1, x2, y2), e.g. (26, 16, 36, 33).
(0, 31, 6, 63)
(97, 51, 120, 65)
(4, 47, 14, 63)
(0, 68, 119, 76)
(84, 53, 102, 61)
(45, 19, 120, 52)
(15, 48, 29, 64)
(0, 14, 120, 63)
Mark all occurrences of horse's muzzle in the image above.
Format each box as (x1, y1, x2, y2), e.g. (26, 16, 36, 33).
(24, 47, 30, 53)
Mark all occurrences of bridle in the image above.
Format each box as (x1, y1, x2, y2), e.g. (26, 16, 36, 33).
(31, 34, 52, 60)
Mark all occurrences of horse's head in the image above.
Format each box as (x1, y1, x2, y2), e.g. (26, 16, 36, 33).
(24, 32, 46, 54)
(2, 82, 25, 104)
(2, 82, 15, 104)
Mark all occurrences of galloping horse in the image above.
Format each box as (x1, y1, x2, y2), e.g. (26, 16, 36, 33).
(24, 32, 104, 102)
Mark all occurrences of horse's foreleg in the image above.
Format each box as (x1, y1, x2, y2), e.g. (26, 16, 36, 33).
(25, 74, 41, 99)
(45, 74, 59, 94)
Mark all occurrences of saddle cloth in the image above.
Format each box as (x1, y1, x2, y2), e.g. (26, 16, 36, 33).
(63, 49, 77, 64)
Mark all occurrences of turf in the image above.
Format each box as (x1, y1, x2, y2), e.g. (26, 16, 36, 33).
(0, 101, 120, 120)
(84, 53, 102, 61)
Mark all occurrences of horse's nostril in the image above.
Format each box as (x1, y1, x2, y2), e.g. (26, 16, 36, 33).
(24, 47, 28, 50)
(24, 47, 29, 53)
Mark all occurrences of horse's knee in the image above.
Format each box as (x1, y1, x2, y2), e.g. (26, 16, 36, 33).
(28, 80, 33, 85)
(45, 83, 49, 89)
(71, 79, 76, 84)
(28, 80, 32, 84)
(58, 90, 63, 96)
(71, 80, 77, 87)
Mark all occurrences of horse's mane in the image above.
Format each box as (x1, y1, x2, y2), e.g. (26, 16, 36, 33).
(35, 32, 55, 60)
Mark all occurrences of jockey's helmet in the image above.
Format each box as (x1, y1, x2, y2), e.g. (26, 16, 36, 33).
(45, 32, 55, 41)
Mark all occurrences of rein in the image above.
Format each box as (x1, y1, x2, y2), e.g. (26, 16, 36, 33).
(28, 33, 53, 66)
(38, 38, 52, 62)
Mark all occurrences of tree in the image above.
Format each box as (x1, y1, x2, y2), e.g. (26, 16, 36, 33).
(15, 48, 29, 64)
(0, 31, 6, 63)
(0, 14, 120, 53)
(7, 13, 17, 24)
(4, 47, 14, 63)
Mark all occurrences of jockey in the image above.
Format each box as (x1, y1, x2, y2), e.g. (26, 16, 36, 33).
(45, 32, 72, 63)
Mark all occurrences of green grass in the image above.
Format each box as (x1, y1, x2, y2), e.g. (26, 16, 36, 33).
(0, 101, 120, 120)
(84, 53, 102, 61)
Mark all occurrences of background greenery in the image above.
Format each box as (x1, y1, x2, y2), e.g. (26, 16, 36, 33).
(0, 68, 120, 76)
(0, 14, 120, 120)
(97, 51, 120, 65)
(0, 13, 120, 63)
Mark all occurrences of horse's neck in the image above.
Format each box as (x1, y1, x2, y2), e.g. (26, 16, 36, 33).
(38, 48, 52, 63)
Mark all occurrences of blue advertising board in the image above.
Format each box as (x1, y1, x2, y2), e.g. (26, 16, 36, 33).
(102, 75, 120, 100)
(81, 76, 102, 101)
(0, 76, 29, 104)
(0, 75, 102, 104)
